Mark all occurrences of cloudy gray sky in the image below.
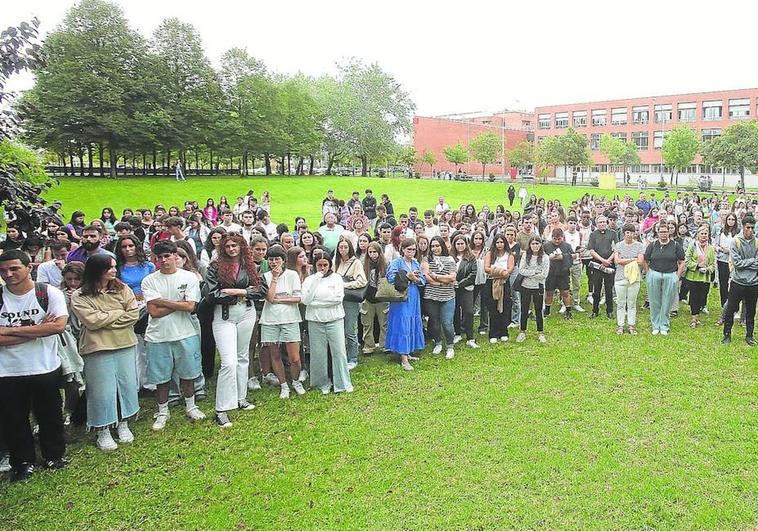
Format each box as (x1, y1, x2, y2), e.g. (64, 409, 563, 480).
(5, 0, 758, 116)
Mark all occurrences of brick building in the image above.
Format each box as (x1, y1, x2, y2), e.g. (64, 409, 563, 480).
(413, 88, 758, 186)
(412, 111, 532, 177)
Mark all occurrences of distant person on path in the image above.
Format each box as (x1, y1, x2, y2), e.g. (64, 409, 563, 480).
(518, 185, 528, 207)
(507, 185, 516, 207)
(175, 160, 185, 182)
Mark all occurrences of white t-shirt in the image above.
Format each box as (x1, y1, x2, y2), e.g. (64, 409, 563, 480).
(0, 284, 67, 376)
(260, 269, 302, 325)
(36, 259, 64, 286)
(261, 221, 278, 241)
(141, 269, 201, 343)
(220, 222, 242, 234)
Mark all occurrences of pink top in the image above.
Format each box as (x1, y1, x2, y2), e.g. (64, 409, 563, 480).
(203, 206, 218, 225)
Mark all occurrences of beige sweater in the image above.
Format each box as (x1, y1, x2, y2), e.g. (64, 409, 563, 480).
(71, 285, 139, 355)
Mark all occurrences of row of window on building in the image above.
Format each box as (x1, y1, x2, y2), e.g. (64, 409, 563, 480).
(538, 98, 752, 129)
(537, 129, 722, 150)
(570, 164, 745, 175)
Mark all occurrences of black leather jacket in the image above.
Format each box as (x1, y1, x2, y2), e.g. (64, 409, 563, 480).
(455, 257, 477, 289)
(205, 262, 267, 319)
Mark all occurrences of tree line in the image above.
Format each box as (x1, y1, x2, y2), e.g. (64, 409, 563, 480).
(16, 0, 415, 179)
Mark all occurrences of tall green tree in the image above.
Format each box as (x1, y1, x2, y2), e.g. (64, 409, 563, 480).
(420, 149, 437, 174)
(661, 126, 700, 186)
(469, 131, 501, 180)
(536, 136, 561, 183)
(507, 141, 534, 173)
(599, 133, 641, 181)
(21, 0, 150, 178)
(1, 17, 42, 139)
(701, 121, 758, 191)
(443, 143, 468, 173)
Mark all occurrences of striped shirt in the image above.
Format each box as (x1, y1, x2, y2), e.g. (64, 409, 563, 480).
(423, 256, 456, 302)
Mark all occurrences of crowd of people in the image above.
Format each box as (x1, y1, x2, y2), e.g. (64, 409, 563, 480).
(0, 184, 755, 483)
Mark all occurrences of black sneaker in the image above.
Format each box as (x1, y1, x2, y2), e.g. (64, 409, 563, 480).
(9, 463, 34, 483)
(543, 307, 551, 317)
(564, 311, 573, 320)
(43, 458, 68, 470)
(721, 335, 731, 345)
(643, 302, 650, 309)
(670, 310, 678, 317)
(590, 312, 599, 319)
(746, 337, 757, 347)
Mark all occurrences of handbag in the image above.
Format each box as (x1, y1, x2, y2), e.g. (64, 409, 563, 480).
(341, 258, 367, 302)
(375, 277, 408, 302)
(134, 304, 149, 335)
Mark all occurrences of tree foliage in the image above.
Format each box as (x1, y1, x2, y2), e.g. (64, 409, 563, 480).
(661, 126, 699, 185)
(599, 134, 641, 173)
(702, 121, 758, 190)
(537, 129, 591, 183)
(420, 149, 437, 173)
(443, 143, 468, 171)
(469, 131, 501, 179)
(507, 141, 534, 170)
(1, 18, 42, 139)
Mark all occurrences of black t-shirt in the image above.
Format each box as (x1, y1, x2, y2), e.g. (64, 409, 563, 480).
(644, 240, 685, 273)
(0, 239, 23, 252)
(588, 229, 617, 259)
(543, 241, 573, 275)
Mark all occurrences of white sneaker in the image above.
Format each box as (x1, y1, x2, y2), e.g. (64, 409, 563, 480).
(489, 338, 498, 344)
(508, 322, 518, 328)
(432, 344, 443, 355)
(279, 385, 290, 399)
(298, 369, 309, 382)
(652, 329, 660, 335)
(247, 377, 262, 391)
(453, 335, 463, 344)
(214, 412, 233, 428)
(291, 381, 306, 395)
(538, 333, 546, 343)
(401, 361, 414, 371)
(479, 330, 487, 335)
(0, 453, 10, 473)
(187, 406, 208, 420)
(573, 304, 585, 313)
(587, 295, 594, 304)
(152, 411, 169, 431)
(362, 347, 375, 354)
(116, 421, 134, 443)
(599, 296, 606, 305)
(347, 361, 357, 370)
(516, 332, 526, 343)
(702, 308, 709, 315)
(466, 339, 479, 348)
(660, 330, 668, 336)
(96, 429, 118, 452)
(559, 305, 566, 314)
(445, 347, 454, 359)
(500, 336, 509, 342)
(263, 373, 280, 386)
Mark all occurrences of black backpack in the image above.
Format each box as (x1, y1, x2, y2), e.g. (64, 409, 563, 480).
(0, 282, 49, 313)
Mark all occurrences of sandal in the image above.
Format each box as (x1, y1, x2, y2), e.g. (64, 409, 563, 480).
(690, 321, 698, 328)
(616, 326, 624, 335)
(628, 326, 638, 336)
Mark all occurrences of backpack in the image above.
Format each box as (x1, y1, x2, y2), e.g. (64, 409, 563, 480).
(0, 282, 49, 313)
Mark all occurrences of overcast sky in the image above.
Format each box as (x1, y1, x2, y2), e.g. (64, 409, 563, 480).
(5, 0, 758, 116)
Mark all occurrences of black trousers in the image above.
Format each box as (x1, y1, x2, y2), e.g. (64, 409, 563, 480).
(688, 280, 710, 316)
(520, 287, 544, 332)
(485, 279, 512, 339)
(0, 368, 64, 467)
(717, 261, 730, 307)
(592, 270, 615, 314)
(454, 287, 474, 340)
(724, 282, 758, 338)
(196, 300, 217, 378)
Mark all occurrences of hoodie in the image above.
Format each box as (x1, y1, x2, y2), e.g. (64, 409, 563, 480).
(729, 234, 758, 286)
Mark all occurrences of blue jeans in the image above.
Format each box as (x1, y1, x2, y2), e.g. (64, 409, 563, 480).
(647, 270, 678, 332)
(509, 272, 521, 325)
(342, 301, 360, 364)
(424, 298, 456, 346)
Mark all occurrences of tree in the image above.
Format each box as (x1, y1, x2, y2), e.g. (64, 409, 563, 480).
(555, 129, 591, 185)
(536, 136, 561, 183)
(443, 143, 468, 173)
(0, 20, 56, 233)
(469, 131, 501, 180)
(396, 145, 417, 172)
(20, 0, 151, 178)
(702, 121, 758, 191)
(507, 141, 534, 174)
(661, 126, 700, 186)
(421, 149, 437, 174)
(599, 134, 641, 181)
(1, 18, 42, 139)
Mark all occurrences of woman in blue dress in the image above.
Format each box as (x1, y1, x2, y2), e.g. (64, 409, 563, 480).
(385, 238, 426, 371)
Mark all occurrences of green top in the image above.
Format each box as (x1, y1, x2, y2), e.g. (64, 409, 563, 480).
(684, 241, 716, 283)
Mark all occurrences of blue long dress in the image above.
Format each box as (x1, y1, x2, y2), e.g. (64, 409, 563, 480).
(385, 257, 426, 354)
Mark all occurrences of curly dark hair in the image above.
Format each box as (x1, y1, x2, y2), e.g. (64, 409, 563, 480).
(215, 233, 259, 286)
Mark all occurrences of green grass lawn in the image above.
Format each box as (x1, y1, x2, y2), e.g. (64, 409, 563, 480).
(44, 175, 598, 223)
(2, 176, 754, 528)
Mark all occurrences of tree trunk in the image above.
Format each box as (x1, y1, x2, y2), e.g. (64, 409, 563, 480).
(123, 155, 128, 176)
(87, 144, 93, 176)
(108, 144, 117, 180)
(326, 154, 335, 175)
(61, 154, 68, 176)
(309, 155, 315, 175)
(482, 163, 486, 180)
(98, 144, 104, 177)
(209, 150, 213, 176)
(142, 153, 147, 176)
(166, 149, 171, 176)
(287, 153, 292, 175)
(264, 154, 272, 175)
(296, 156, 304, 176)
(360, 155, 368, 176)
(195, 149, 199, 176)
(152, 150, 157, 175)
